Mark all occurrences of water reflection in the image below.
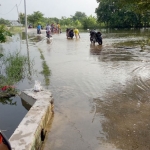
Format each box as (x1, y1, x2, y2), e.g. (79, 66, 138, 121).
(26, 38, 32, 79)
(92, 68, 150, 149)
(0, 45, 4, 54)
(36, 35, 42, 42)
(21, 99, 31, 111)
(21, 32, 26, 40)
(90, 44, 102, 55)
(100, 47, 136, 61)
(0, 97, 16, 105)
(46, 38, 51, 44)
(27, 35, 43, 43)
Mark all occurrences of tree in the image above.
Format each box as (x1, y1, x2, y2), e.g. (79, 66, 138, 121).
(118, 0, 150, 13)
(60, 17, 74, 26)
(0, 25, 12, 43)
(72, 11, 87, 22)
(44, 17, 59, 25)
(19, 13, 25, 25)
(95, 0, 148, 28)
(74, 20, 82, 28)
(27, 11, 44, 27)
(82, 16, 98, 29)
(0, 18, 11, 26)
(95, 0, 112, 27)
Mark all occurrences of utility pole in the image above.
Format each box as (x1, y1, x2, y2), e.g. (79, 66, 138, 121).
(24, 0, 28, 48)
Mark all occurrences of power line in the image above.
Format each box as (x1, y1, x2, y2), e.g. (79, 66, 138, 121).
(0, 5, 16, 15)
(0, 0, 23, 15)
(18, 0, 23, 7)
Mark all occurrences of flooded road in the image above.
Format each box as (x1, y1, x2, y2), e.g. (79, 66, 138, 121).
(1, 28, 150, 149)
(37, 29, 150, 150)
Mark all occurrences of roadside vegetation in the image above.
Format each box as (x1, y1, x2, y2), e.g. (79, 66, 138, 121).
(96, 0, 150, 28)
(0, 24, 31, 104)
(9, 26, 22, 33)
(0, 25, 12, 43)
(0, 18, 11, 26)
(19, 11, 101, 30)
(0, 51, 31, 100)
(38, 48, 51, 87)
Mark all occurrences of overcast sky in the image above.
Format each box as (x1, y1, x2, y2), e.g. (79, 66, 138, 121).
(0, 0, 99, 20)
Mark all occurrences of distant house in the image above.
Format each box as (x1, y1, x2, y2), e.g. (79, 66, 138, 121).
(9, 20, 23, 26)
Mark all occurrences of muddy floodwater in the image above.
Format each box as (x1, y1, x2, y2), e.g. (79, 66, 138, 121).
(1, 28, 150, 149)
(40, 29, 150, 150)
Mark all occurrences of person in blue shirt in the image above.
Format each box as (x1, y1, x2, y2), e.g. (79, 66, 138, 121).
(37, 24, 41, 34)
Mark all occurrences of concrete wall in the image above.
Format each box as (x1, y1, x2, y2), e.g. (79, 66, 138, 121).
(9, 89, 54, 150)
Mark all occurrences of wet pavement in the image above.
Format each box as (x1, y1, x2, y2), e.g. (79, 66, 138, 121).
(35, 29, 150, 150)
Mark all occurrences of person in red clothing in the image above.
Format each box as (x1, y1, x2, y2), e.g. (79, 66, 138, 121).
(0, 134, 2, 144)
(0, 132, 12, 150)
(0, 133, 8, 150)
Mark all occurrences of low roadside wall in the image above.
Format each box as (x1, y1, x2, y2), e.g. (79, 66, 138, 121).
(9, 89, 54, 150)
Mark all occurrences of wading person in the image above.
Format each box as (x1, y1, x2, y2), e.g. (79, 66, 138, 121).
(46, 24, 52, 38)
(57, 23, 61, 33)
(37, 24, 41, 34)
(74, 28, 80, 39)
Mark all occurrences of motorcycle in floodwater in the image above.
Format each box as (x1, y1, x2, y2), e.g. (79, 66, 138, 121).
(66, 28, 74, 39)
(0, 130, 12, 150)
(90, 30, 102, 45)
(46, 30, 52, 38)
(46, 31, 53, 43)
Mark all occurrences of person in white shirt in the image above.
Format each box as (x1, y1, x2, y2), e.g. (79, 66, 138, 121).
(46, 24, 52, 38)
(46, 24, 51, 31)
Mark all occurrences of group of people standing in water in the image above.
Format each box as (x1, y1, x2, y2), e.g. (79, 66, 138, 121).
(66, 28, 80, 39)
(37, 23, 61, 35)
(36, 23, 80, 39)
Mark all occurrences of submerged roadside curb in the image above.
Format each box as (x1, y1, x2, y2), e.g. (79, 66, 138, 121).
(9, 89, 54, 150)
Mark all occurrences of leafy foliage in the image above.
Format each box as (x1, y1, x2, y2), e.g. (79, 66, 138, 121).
(0, 52, 31, 100)
(27, 11, 44, 27)
(23, 11, 101, 29)
(0, 52, 29, 87)
(95, 0, 150, 28)
(72, 11, 87, 22)
(0, 18, 11, 26)
(19, 13, 25, 25)
(82, 16, 98, 29)
(118, 0, 150, 13)
(0, 25, 12, 43)
(0, 97, 16, 105)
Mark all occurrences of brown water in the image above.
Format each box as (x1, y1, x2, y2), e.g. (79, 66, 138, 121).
(1, 28, 150, 149)
(35, 29, 150, 150)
